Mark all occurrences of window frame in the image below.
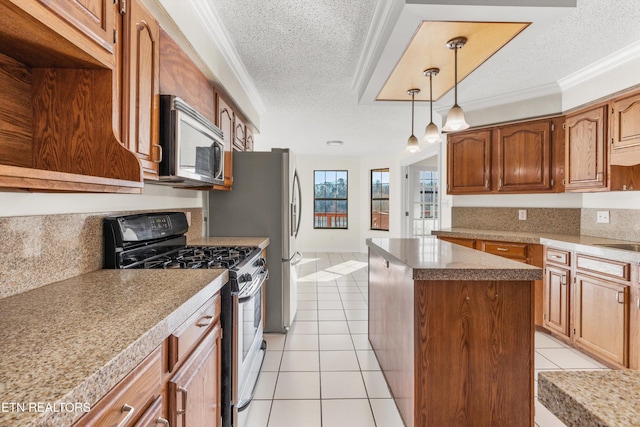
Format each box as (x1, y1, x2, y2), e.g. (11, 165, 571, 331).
(370, 168, 390, 231)
(313, 170, 348, 229)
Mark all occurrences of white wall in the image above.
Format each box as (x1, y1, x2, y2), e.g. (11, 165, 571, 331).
(0, 184, 203, 217)
(295, 154, 405, 254)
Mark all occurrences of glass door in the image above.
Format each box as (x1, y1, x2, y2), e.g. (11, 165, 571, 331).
(409, 167, 439, 237)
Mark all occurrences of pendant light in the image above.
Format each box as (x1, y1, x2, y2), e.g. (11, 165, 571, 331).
(442, 37, 469, 132)
(422, 67, 441, 143)
(406, 88, 421, 153)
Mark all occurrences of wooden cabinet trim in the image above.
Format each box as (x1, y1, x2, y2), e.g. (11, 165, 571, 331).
(576, 253, 631, 282)
(168, 294, 221, 372)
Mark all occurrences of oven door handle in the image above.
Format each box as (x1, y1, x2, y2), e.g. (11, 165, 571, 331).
(238, 270, 268, 303)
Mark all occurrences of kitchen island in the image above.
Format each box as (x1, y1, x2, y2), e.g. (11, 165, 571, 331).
(367, 237, 542, 427)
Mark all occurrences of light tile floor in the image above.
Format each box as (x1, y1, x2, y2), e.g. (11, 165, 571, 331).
(243, 252, 609, 427)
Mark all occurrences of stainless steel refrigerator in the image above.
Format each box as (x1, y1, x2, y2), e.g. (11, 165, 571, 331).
(208, 148, 301, 333)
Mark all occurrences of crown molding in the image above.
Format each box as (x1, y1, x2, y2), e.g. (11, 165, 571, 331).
(434, 82, 560, 115)
(558, 38, 640, 91)
(351, 0, 405, 98)
(188, 0, 267, 115)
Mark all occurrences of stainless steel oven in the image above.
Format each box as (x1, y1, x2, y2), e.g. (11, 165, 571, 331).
(234, 268, 268, 416)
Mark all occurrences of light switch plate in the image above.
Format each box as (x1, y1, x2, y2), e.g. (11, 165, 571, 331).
(596, 210, 610, 224)
(518, 209, 527, 221)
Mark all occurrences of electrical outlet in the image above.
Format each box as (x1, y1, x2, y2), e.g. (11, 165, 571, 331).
(518, 209, 527, 221)
(596, 210, 610, 224)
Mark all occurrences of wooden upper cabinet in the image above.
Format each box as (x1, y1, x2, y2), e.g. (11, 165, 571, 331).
(495, 120, 552, 193)
(234, 116, 246, 152)
(216, 92, 234, 188)
(447, 129, 492, 194)
(122, 0, 160, 180)
(564, 104, 608, 191)
(611, 90, 640, 166)
(245, 127, 254, 151)
(37, 0, 115, 56)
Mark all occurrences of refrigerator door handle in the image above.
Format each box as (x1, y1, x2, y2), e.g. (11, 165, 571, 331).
(292, 170, 301, 238)
(283, 251, 302, 265)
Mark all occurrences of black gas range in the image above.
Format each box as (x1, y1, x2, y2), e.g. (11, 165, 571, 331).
(103, 212, 267, 427)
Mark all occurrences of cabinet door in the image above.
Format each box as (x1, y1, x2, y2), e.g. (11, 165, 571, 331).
(169, 324, 221, 427)
(234, 116, 246, 151)
(216, 93, 234, 188)
(245, 127, 254, 151)
(132, 395, 169, 427)
(447, 129, 492, 194)
(574, 273, 629, 367)
(39, 0, 115, 54)
(544, 265, 570, 337)
(496, 120, 552, 192)
(564, 105, 608, 191)
(611, 91, 640, 166)
(123, 0, 160, 179)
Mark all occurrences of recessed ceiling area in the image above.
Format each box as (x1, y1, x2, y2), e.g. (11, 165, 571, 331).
(376, 21, 529, 102)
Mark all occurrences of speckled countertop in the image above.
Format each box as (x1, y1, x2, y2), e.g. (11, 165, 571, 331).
(538, 370, 640, 427)
(432, 228, 640, 263)
(0, 268, 228, 427)
(367, 237, 542, 281)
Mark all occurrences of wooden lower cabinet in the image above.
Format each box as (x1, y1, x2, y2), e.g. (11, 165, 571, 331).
(573, 273, 629, 368)
(169, 324, 222, 427)
(543, 265, 571, 338)
(369, 249, 534, 427)
(74, 294, 222, 427)
(437, 236, 544, 327)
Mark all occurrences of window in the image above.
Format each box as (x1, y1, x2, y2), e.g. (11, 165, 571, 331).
(371, 168, 389, 231)
(314, 170, 348, 229)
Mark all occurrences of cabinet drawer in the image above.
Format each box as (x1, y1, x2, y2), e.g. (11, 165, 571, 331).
(482, 241, 527, 259)
(545, 248, 570, 266)
(438, 236, 476, 249)
(74, 347, 162, 427)
(168, 294, 221, 372)
(576, 254, 631, 281)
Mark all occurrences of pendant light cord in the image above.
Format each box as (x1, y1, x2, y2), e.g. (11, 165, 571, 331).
(411, 91, 415, 135)
(429, 73, 433, 123)
(453, 46, 458, 106)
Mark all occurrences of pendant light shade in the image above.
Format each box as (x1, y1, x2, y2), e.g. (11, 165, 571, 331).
(442, 37, 469, 132)
(422, 67, 441, 144)
(406, 88, 421, 153)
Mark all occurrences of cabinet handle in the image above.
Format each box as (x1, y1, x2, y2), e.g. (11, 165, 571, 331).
(496, 247, 509, 252)
(156, 417, 170, 426)
(196, 315, 214, 327)
(616, 291, 625, 304)
(153, 144, 163, 163)
(117, 404, 135, 427)
(561, 276, 566, 286)
(597, 172, 603, 182)
(485, 180, 489, 189)
(177, 387, 188, 415)
(550, 255, 562, 260)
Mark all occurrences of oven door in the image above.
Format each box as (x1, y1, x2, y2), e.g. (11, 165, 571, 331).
(234, 270, 268, 413)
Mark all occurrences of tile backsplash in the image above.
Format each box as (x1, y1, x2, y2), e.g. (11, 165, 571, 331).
(451, 207, 640, 242)
(451, 207, 581, 235)
(0, 208, 203, 299)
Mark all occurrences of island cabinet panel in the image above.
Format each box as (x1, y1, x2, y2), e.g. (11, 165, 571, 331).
(368, 248, 534, 427)
(447, 129, 492, 194)
(564, 104, 608, 191)
(495, 120, 552, 193)
(415, 280, 533, 427)
(368, 251, 415, 426)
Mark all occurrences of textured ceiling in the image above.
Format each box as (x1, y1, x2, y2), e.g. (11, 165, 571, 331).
(210, 0, 640, 156)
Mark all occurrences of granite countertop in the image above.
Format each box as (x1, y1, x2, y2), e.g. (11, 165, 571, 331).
(367, 237, 542, 281)
(0, 268, 228, 427)
(191, 236, 270, 249)
(432, 228, 640, 263)
(538, 370, 640, 426)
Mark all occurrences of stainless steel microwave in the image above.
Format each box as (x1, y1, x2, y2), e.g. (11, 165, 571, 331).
(158, 95, 225, 186)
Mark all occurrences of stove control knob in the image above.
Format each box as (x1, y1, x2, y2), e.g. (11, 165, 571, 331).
(255, 258, 267, 267)
(239, 273, 253, 283)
